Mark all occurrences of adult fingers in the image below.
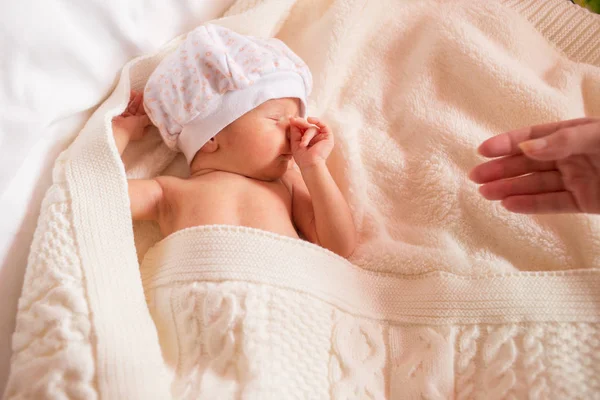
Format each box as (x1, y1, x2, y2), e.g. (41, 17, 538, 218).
(478, 118, 599, 158)
(501, 192, 580, 214)
(518, 121, 600, 161)
(469, 154, 556, 184)
(479, 171, 564, 200)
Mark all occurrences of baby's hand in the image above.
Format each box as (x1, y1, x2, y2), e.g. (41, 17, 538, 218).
(289, 117, 334, 169)
(112, 90, 150, 141)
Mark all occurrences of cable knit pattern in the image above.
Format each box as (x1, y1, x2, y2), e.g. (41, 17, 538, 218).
(5, 0, 600, 399)
(388, 326, 455, 399)
(172, 282, 246, 399)
(455, 326, 480, 400)
(482, 325, 518, 399)
(3, 156, 96, 400)
(140, 228, 600, 399)
(146, 281, 335, 399)
(522, 325, 549, 400)
(330, 312, 385, 400)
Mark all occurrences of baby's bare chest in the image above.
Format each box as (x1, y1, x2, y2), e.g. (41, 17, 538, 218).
(158, 175, 296, 237)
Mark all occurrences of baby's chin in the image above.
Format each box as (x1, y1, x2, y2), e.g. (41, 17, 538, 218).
(245, 158, 291, 181)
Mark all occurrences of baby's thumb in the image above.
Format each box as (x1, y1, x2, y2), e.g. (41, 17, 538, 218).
(519, 122, 600, 161)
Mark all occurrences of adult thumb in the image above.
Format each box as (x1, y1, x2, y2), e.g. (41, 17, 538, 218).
(518, 121, 600, 161)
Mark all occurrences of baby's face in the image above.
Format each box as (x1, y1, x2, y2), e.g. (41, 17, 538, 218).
(216, 98, 300, 181)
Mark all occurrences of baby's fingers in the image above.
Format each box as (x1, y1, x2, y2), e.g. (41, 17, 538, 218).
(140, 115, 150, 128)
(307, 117, 330, 134)
(309, 133, 330, 145)
(136, 95, 146, 115)
(301, 127, 318, 147)
(289, 124, 303, 150)
(290, 117, 312, 130)
(127, 93, 141, 114)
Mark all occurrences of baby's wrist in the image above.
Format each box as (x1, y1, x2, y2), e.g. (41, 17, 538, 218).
(298, 159, 327, 172)
(112, 125, 132, 155)
(299, 160, 329, 182)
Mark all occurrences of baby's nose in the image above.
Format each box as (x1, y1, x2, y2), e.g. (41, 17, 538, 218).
(280, 116, 292, 139)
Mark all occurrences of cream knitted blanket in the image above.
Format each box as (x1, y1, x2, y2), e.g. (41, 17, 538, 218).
(4, 0, 600, 398)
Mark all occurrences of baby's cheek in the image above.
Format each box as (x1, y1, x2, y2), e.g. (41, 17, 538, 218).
(258, 141, 279, 158)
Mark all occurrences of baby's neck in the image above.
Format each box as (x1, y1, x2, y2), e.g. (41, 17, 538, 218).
(189, 155, 218, 178)
(189, 157, 246, 180)
(188, 156, 283, 182)
(188, 165, 252, 181)
(188, 166, 219, 179)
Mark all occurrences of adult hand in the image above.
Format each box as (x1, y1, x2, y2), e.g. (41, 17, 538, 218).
(469, 118, 600, 214)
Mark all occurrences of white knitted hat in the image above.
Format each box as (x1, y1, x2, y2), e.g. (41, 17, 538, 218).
(143, 24, 313, 164)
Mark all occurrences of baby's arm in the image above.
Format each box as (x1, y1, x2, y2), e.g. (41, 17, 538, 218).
(112, 90, 150, 155)
(284, 167, 356, 257)
(127, 180, 162, 220)
(112, 90, 162, 221)
(287, 117, 356, 257)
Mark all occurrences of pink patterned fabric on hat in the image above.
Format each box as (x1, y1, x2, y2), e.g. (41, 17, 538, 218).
(143, 24, 313, 164)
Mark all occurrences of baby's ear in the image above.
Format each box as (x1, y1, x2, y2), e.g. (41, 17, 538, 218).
(200, 137, 218, 153)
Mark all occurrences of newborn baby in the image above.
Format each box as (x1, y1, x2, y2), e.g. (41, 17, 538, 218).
(112, 25, 356, 257)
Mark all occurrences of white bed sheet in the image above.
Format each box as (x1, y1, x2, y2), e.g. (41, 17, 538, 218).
(0, 0, 235, 393)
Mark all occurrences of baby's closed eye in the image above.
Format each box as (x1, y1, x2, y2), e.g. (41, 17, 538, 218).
(269, 115, 299, 123)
